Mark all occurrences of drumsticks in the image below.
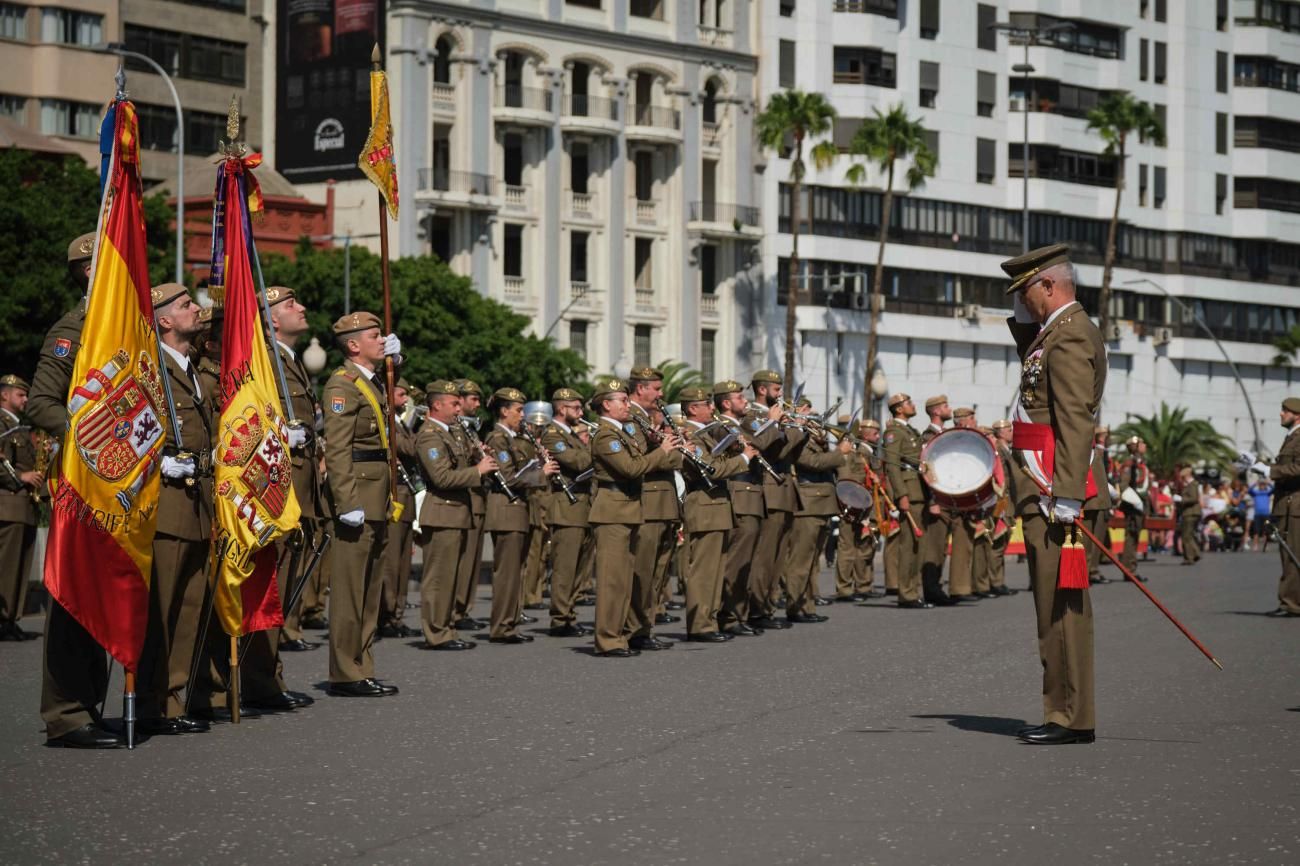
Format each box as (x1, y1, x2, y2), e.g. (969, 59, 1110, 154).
(864, 465, 923, 539)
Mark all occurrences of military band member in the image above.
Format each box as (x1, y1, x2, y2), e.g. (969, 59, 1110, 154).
(884, 394, 928, 609)
(1118, 436, 1151, 578)
(988, 420, 1020, 596)
(1263, 398, 1300, 616)
(416, 380, 494, 650)
(322, 311, 402, 697)
(946, 407, 988, 601)
(835, 419, 881, 601)
(452, 379, 488, 629)
(1086, 426, 1114, 584)
(588, 379, 681, 657)
(1004, 244, 1106, 744)
(0, 375, 41, 641)
(919, 395, 957, 605)
(626, 367, 681, 646)
(712, 381, 769, 634)
(785, 420, 851, 622)
(745, 370, 798, 631)
(379, 377, 420, 639)
(541, 388, 594, 637)
(1175, 466, 1202, 565)
(137, 283, 214, 736)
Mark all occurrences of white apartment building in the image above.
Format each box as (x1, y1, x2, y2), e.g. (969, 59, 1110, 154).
(294, 0, 762, 380)
(762, 0, 1300, 456)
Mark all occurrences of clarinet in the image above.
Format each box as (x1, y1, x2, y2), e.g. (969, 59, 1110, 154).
(653, 400, 717, 486)
(715, 412, 784, 483)
(520, 425, 578, 505)
(458, 416, 520, 502)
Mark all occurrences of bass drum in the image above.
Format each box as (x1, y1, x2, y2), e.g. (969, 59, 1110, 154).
(835, 479, 872, 522)
(920, 428, 997, 512)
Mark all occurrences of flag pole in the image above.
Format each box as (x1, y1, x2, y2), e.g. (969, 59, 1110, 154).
(123, 671, 136, 749)
(371, 43, 400, 501)
(228, 635, 241, 723)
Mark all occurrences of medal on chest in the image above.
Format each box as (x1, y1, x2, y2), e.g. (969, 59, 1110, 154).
(1021, 348, 1045, 408)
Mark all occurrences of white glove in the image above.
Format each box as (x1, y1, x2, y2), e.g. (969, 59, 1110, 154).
(383, 333, 402, 357)
(287, 426, 308, 448)
(1172, 494, 1183, 504)
(161, 455, 195, 479)
(1013, 292, 1035, 323)
(1108, 483, 1119, 499)
(1237, 450, 1257, 468)
(1052, 497, 1082, 524)
(338, 509, 365, 526)
(1252, 461, 1270, 479)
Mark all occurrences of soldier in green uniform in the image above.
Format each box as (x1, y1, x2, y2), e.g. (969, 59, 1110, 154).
(379, 378, 420, 639)
(883, 394, 929, 609)
(946, 407, 986, 601)
(541, 388, 594, 637)
(835, 419, 881, 602)
(1175, 466, 1202, 565)
(1118, 437, 1151, 578)
(1085, 426, 1114, 584)
(1263, 397, 1300, 616)
(919, 395, 957, 605)
(712, 380, 769, 634)
(0, 375, 42, 641)
(321, 311, 402, 697)
(452, 379, 488, 630)
(745, 370, 799, 631)
(988, 419, 1021, 596)
(784, 416, 851, 622)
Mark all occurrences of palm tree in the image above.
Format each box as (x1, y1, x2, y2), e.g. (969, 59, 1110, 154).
(1271, 324, 1300, 366)
(844, 104, 936, 413)
(1086, 92, 1165, 341)
(1113, 402, 1237, 479)
(655, 359, 707, 405)
(755, 90, 838, 392)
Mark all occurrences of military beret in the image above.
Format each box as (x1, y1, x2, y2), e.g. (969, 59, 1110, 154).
(426, 379, 459, 396)
(796, 396, 813, 409)
(860, 418, 881, 430)
(888, 392, 911, 408)
(552, 387, 582, 402)
(1284, 397, 1300, 414)
(751, 369, 782, 386)
(992, 419, 1013, 430)
(67, 232, 96, 263)
(953, 406, 975, 419)
(455, 379, 482, 396)
(590, 378, 629, 402)
(151, 282, 189, 309)
(0, 374, 30, 391)
(489, 387, 526, 407)
(396, 377, 411, 391)
(628, 366, 663, 382)
(712, 379, 743, 397)
(333, 311, 382, 337)
(925, 394, 949, 410)
(678, 386, 710, 404)
(265, 285, 296, 306)
(1001, 243, 1071, 294)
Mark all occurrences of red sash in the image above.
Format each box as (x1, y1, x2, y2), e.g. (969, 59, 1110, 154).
(1012, 421, 1098, 499)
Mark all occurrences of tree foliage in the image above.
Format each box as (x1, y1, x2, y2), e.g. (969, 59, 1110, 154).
(1113, 402, 1237, 478)
(1271, 323, 1300, 367)
(258, 241, 590, 398)
(656, 359, 708, 405)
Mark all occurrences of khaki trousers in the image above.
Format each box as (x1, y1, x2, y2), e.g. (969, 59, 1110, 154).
(549, 525, 590, 628)
(971, 535, 993, 594)
(381, 518, 414, 627)
(139, 534, 210, 718)
(489, 528, 526, 639)
(1023, 514, 1095, 730)
(784, 515, 827, 617)
(920, 508, 952, 600)
(455, 521, 486, 621)
(282, 517, 325, 640)
(749, 510, 793, 619)
(884, 526, 900, 590)
(834, 519, 875, 597)
(1179, 512, 1201, 563)
(720, 513, 761, 629)
(685, 528, 726, 635)
(1086, 510, 1109, 578)
(988, 531, 1008, 589)
(576, 535, 595, 600)
(1278, 511, 1300, 614)
(1121, 506, 1142, 572)
(593, 522, 637, 653)
(522, 524, 548, 607)
(949, 518, 975, 597)
(40, 600, 109, 739)
(420, 527, 469, 646)
(327, 519, 387, 684)
(892, 503, 925, 603)
(0, 522, 34, 625)
(629, 520, 672, 638)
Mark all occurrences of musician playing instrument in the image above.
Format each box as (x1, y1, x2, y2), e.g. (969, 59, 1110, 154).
(0, 375, 42, 642)
(540, 389, 595, 637)
(834, 419, 882, 602)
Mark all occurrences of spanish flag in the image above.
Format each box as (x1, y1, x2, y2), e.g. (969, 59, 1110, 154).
(208, 153, 301, 637)
(358, 49, 399, 220)
(44, 100, 164, 671)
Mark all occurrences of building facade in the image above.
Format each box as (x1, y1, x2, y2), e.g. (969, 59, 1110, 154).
(763, 0, 1300, 456)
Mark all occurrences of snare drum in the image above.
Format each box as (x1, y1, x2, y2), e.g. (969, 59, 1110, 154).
(835, 480, 872, 522)
(920, 429, 997, 512)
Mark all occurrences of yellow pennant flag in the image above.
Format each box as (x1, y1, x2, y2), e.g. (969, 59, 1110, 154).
(359, 66, 399, 220)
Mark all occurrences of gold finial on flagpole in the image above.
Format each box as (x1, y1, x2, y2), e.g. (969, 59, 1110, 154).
(220, 94, 246, 158)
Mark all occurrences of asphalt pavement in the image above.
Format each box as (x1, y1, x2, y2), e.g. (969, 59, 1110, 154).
(0, 551, 1295, 865)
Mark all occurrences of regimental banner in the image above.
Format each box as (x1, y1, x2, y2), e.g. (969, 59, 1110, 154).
(358, 64, 398, 220)
(210, 154, 301, 637)
(44, 100, 163, 672)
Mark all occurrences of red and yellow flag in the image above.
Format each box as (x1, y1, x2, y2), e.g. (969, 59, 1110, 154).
(44, 100, 165, 671)
(358, 64, 399, 220)
(208, 153, 300, 637)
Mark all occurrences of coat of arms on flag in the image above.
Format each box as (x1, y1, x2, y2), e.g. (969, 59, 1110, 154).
(218, 405, 293, 544)
(71, 349, 165, 488)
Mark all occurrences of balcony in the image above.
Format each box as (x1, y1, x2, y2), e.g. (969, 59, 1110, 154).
(832, 0, 898, 16)
(688, 201, 762, 238)
(567, 280, 602, 313)
(700, 293, 719, 318)
(414, 168, 498, 210)
(560, 93, 620, 136)
(568, 190, 597, 219)
(432, 82, 456, 113)
(503, 184, 530, 212)
(503, 275, 527, 298)
(702, 121, 721, 148)
(632, 198, 659, 225)
(495, 85, 554, 127)
(626, 103, 683, 145)
(697, 25, 733, 47)
(635, 288, 656, 308)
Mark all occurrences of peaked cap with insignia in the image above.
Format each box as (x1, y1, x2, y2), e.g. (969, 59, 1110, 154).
(1001, 243, 1071, 294)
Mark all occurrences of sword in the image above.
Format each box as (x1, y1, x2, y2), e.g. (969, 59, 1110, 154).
(1268, 521, 1300, 573)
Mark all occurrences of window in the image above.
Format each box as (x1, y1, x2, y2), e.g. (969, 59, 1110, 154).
(41, 7, 101, 46)
(1216, 112, 1228, 155)
(1235, 116, 1300, 153)
(433, 36, 454, 84)
(919, 61, 938, 108)
(39, 99, 99, 139)
(570, 231, 589, 282)
(976, 138, 995, 184)
(1154, 166, 1166, 209)
(0, 94, 24, 121)
(1140, 0, 1149, 17)
(1010, 144, 1118, 187)
(629, 0, 664, 20)
(1153, 104, 1167, 145)
(1216, 173, 1228, 216)
(634, 150, 654, 201)
(1235, 55, 1300, 92)
(1008, 12, 1122, 59)
(977, 4, 996, 51)
(832, 47, 896, 88)
(503, 133, 525, 186)
(700, 244, 718, 293)
(1139, 163, 1149, 206)
(1239, 0, 1300, 32)
(1217, 0, 1229, 30)
(919, 0, 939, 38)
(569, 320, 588, 359)
(1, 3, 27, 40)
(124, 25, 246, 86)
(568, 0, 602, 7)
(1236, 177, 1300, 213)
(503, 224, 523, 277)
(1154, 41, 1167, 84)
(833, 117, 861, 152)
(633, 325, 653, 367)
(1155, 0, 1166, 22)
(1140, 39, 1149, 81)
(779, 40, 795, 88)
(701, 329, 716, 382)
(922, 129, 938, 176)
(977, 71, 995, 117)
(570, 142, 589, 195)
(1217, 51, 1229, 93)
(780, 0, 794, 16)
(634, 238, 654, 289)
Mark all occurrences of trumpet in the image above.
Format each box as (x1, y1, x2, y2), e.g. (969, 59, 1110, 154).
(712, 412, 784, 483)
(458, 416, 520, 502)
(574, 417, 601, 434)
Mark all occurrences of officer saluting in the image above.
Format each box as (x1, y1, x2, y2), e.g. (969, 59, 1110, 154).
(322, 311, 402, 697)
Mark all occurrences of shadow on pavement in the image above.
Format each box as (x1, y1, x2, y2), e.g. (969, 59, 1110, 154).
(912, 713, 1026, 737)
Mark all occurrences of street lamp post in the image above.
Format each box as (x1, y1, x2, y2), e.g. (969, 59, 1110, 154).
(543, 287, 605, 340)
(1123, 277, 1266, 457)
(95, 43, 184, 284)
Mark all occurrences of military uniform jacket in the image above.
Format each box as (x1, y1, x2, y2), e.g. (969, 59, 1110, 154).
(453, 422, 487, 517)
(629, 402, 680, 522)
(1007, 301, 1108, 502)
(1118, 457, 1151, 511)
(277, 342, 327, 521)
(837, 446, 877, 517)
(1271, 427, 1300, 516)
(589, 418, 680, 525)
(717, 414, 766, 518)
(541, 421, 592, 528)
(794, 436, 845, 517)
(392, 418, 417, 526)
(742, 406, 801, 513)
(1176, 479, 1202, 517)
(416, 419, 481, 529)
(322, 360, 392, 520)
(1087, 446, 1112, 511)
(27, 303, 86, 437)
(484, 425, 532, 532)
(0, 409, 38, 525)
(682, 421, 749, 532)
(883, 419, 924, 503)
(158, 350, 214, 541)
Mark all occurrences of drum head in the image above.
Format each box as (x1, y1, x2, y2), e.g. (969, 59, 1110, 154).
(835, 480, 871, 510)
(922, 429, 995, 495)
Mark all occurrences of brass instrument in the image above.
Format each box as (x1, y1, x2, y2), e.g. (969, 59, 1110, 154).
(712, 412, 784, 483)
(458, 416, 520, 502)
(652, 399, 715, 489)
(0, 425, 49, 505)
(574, 417, 601, 434)
(521, 401, 578, 505)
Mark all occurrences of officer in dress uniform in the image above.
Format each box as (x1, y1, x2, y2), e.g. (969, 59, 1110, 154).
(541, 388, 594, 637)
(321, 311, 402, 697)
(883, 394, 928, 609)
(0, 375, 42, 641)
(712, 380, 770, 634)
(451, 379, 488, 630)
(1118, 436, 1151, 579)
(1258, 398, 1300, 617)
(415, 380, 496, 650)
(1004, 243, 1106, 745)
(1086, 426, 1115, 585)
(744, 370, 799, 631)
(919, 395, 958, 605)
(379, 377, 420, 639)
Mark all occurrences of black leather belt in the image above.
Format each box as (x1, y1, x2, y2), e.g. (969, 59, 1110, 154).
(353, 449, 388, 462)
